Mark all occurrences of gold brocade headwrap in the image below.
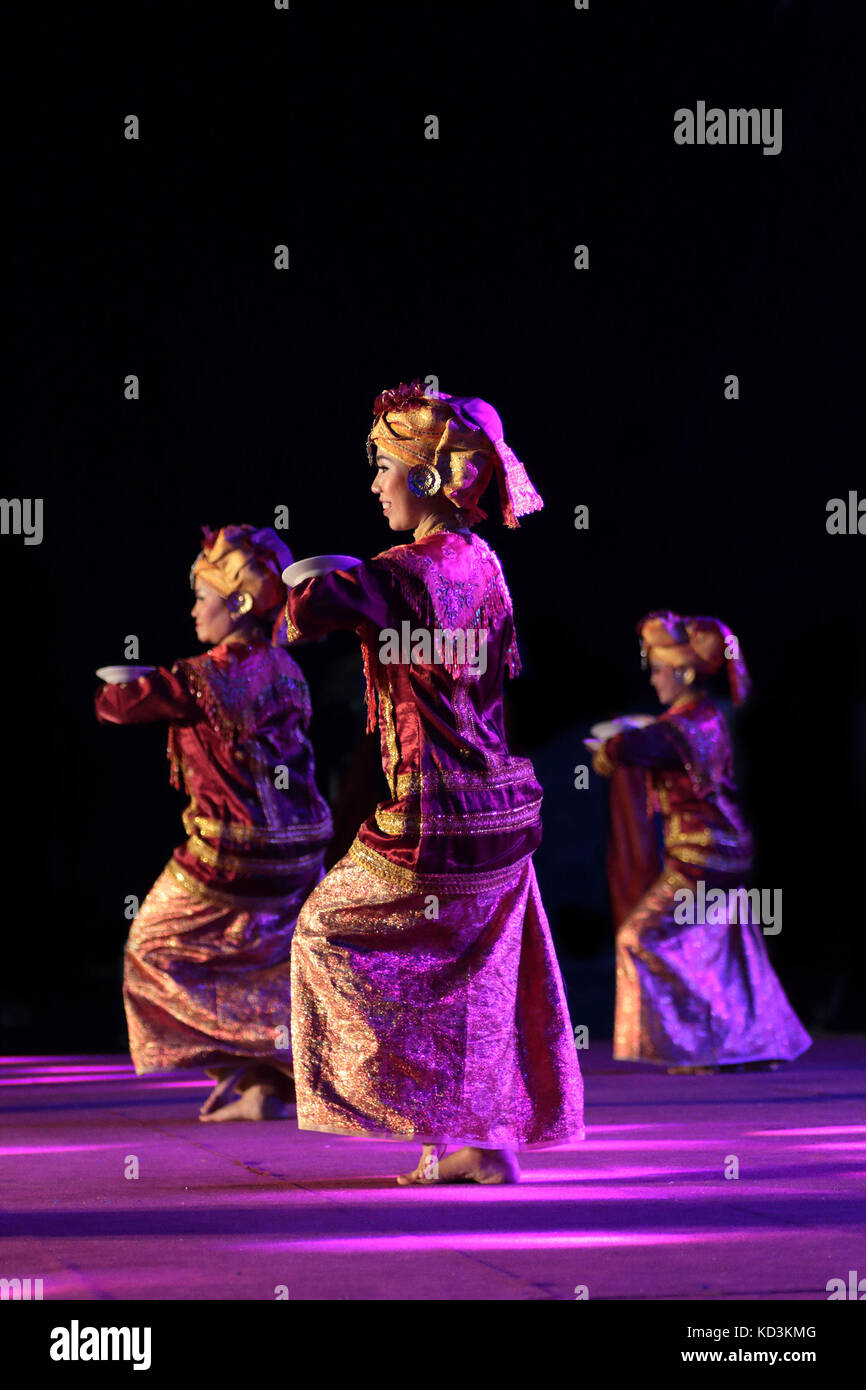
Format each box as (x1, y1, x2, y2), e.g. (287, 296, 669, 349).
(366, 380, 543, 528)
(638, 610, 751, 705)
(191, 524, 294, 619)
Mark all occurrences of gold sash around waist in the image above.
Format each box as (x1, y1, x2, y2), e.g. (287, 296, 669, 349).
(374, 796, 542, 838)
(394, 759, 536, 798)
(185, 832, 328, 877)
(347, 835, 533, 894)
(665, 814, 752, 874)
(182, 807, 333, 847)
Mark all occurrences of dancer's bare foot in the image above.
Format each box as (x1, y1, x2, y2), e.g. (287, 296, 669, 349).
(199, 1067, 247, 1117)
(396, 1143, 447, 1185)
(199, 1082, 288, 1122)
(397, 1145, 520, 1185)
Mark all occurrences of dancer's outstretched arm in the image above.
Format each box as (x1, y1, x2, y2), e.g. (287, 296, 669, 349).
(285, 561, 396, 644)
(94, 666, 199, 725)
(598, 721, 684, 772)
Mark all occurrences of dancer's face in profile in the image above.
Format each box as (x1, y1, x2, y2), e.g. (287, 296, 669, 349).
(649, 657, 684, 706)
(370, 449, 424, 531)
(192, 579, 237, 646)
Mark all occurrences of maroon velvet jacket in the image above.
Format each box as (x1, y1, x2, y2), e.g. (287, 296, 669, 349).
(284, 527, 542, 887)
(95, 638, 333, 897)
(603, 694, 753, 893)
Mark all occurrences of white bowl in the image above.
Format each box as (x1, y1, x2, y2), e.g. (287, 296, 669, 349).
(589, 720, 624, 740)
(590, 714, 656, 740)
(95, 665, 156, 684)
(282, 554, 363, 587)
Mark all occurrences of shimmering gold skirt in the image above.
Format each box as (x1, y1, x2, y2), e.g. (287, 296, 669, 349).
(122, 857, 319, 1078)
(290, 846, 584, 1149)
(614, 866, 811, 1065)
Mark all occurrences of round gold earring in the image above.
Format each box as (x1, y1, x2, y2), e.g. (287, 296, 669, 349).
(229, 591, 253, 617)
(407, 463, 442, 498)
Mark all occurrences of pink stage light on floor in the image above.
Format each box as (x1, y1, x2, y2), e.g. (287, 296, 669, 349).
(0, 1072, 209, 1088)
(0, 1055, 129, 1064)
(551, 1137, 732, 1151)
(241, 1173, 821, 1203)
(585, 1123, 689, 1133)
(789, 1141, 866, 1152)
(0, 1064, 133, 1073)
(0, 1143, 130, 1156)
(0, 1075, 138, 1087)
(521, 1165, 694, 1182)
(0, 1065, 135, 1079)
(134, 1079, 212, 1089)
(747, 1125, 866, 1136)
(226, 1228, 785, 1255)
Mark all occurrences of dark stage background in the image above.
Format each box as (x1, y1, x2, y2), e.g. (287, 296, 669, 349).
(4, 1, 862, 1052)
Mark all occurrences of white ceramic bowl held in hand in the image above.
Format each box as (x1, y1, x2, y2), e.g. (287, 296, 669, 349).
(95, 666, 156, 684)
(589, 714, 656, 740)
(282, 555, 363, 588)
(584, 713, 656, 749)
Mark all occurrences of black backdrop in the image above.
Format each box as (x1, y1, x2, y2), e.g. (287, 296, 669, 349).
(4, 0, 862, 1052)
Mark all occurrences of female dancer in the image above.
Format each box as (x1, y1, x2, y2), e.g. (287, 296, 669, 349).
(590, 611, 811, 1072)
(95, 524, 333, 1119)
(283, 381, 583, 1184)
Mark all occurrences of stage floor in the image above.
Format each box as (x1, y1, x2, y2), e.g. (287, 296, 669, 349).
(2, 1038, 864, 1301)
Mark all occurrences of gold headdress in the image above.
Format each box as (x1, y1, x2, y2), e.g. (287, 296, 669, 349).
(638, 610, 751, 704)
(191, 524, 293, 619)
(366, 380, 543, 527)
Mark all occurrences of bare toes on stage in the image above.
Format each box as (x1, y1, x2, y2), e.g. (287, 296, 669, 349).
(199, 1067, 248, 1117)
(396, 1142, 448, 1185)
(199, 1082, 289, 1122)
(396, 1145, 520, 1186)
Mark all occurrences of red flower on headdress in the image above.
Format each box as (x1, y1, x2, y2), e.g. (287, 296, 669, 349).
(372, 379, 431, 417)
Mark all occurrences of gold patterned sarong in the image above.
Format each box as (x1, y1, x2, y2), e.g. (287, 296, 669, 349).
(290, 847, 584, 1149)
(123, 857, 318, 1078)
